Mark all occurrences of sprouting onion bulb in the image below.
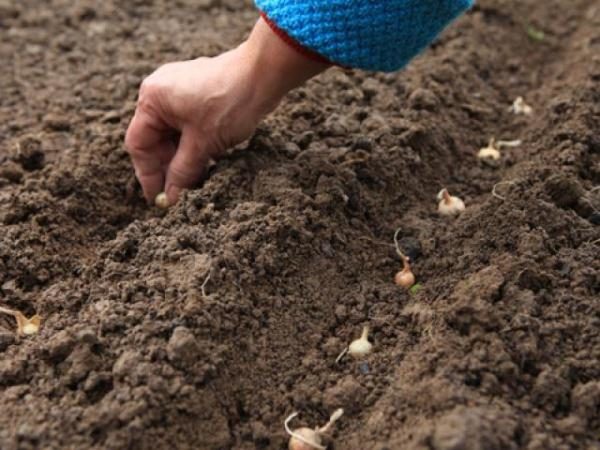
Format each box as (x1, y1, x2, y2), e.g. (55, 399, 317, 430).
(478, 137, 523, 161)
(437, 188, 465, 216)
(0, 306, 42, 336)
(288, 427, 323, 450)
(155, 192, 169, 209)
(395, 261, 416, 289)
(348, 326, 373, 358)
(477, 138, 501, 161)
(285, 409, 344, 450)
(509, 97, 533, 115)
(393, 228, 416, 289)
(22, 316, 41, 335)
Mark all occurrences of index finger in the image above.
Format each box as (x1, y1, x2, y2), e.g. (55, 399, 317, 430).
(124, 107, 174, 202)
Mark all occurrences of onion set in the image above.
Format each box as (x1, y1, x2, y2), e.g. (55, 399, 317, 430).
(509, 96, 533, 115)
(393, 228, 416, 289)
(348, 326, 373, 358)
(155, 192, 169, 209)
(285, 409, 344, 450)
(0, 306, 41, 336)
(437, 188, 465, 216)
(477, 137, 523, 161)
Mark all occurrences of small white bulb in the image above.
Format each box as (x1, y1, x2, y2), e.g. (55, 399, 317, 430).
(155, 192, 169, 209)
(437, 189, 465, 216)
(477, 146, 501, 160)
(510, 97, 533, 115)
(478, 138, 501, 161)
(395, 267, 416, 289)
(348, 326, 372, 358)
(288, 428, 323, 450)
(285, 410, 343, 450)
(22, 323, 39, 335)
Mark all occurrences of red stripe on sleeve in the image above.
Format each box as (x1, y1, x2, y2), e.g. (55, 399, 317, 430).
(259, 12, 332, 66)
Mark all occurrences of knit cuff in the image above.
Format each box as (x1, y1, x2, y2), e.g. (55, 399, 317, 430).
(259, 11, 332, 66)
(255, 0, 474, 72)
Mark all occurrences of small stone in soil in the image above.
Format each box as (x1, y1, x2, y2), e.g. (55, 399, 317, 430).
(589, 212, 600, 225)
(359, 362, 370, 374)
(398, 236, 422, 261)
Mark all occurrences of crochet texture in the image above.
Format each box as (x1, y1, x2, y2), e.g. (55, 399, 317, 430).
(255, 0, 474, 72)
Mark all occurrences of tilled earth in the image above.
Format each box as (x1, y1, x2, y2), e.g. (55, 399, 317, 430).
(0, 0, 599, 449)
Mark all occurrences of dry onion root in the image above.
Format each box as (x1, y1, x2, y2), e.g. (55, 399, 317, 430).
(437, 188, 465, 216)
(509, 96, 533, 115)
(393, 228, 416, 289)
(285, 409, 344, 450)
(492, 181, 517, 201)
(0, 306, 42, 336)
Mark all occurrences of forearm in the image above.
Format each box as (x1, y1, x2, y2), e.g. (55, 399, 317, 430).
(240, 17, 330, 114)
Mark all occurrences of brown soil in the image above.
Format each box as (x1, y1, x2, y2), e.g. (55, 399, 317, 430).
(1, 0, 599, 449)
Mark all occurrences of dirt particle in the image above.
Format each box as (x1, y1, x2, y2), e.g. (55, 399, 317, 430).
(544, 174, 584, 209)
(431, 406, 518, 450)
(64, 344, 101, 385)
(43, 113, 72, 132)
(531, 369, 570, 412)
(322, 375, 366, 414)
(293, 130, 314, 150)
(0, 1, 20, 18)
(0, 359, 24, 385)
(396, 236, 422, 262)
(14, 136, 44, 171)
(167, 326, 200, 368)
(408, 88, 440, 110)
(517, 269, 553, 293)
(113, 350, 141, 379)
(0, 330, 15, 352)
(452, 266, 505, 303)
(570, 381, 600, 424)
(0, 161, 24, 183)
(44, 330, 75, 362)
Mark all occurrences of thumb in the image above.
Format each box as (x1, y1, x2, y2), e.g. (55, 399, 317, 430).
(164, 128, 211, 204)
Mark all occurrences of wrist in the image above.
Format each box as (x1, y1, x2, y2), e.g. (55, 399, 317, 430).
(239, 17, 330, 115)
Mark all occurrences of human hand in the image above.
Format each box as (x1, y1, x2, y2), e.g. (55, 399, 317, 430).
(125, 17, 329, 206)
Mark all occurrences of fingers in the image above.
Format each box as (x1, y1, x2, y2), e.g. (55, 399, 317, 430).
(125, 107, 175, 203)
(165, 128, 211, 204)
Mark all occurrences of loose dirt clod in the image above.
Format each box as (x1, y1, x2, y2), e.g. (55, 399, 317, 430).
(0, 306, 42, 336)
(285, 409, 344, 450)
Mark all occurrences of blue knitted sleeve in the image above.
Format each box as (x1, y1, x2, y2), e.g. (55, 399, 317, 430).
(255, 0, 474, 72)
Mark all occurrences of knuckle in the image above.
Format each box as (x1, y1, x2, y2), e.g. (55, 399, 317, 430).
(124, 127, 146, 156)
(138, 77, 156, 106)
(169, 164, 198, 186)
(124, 130, 136, 153)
